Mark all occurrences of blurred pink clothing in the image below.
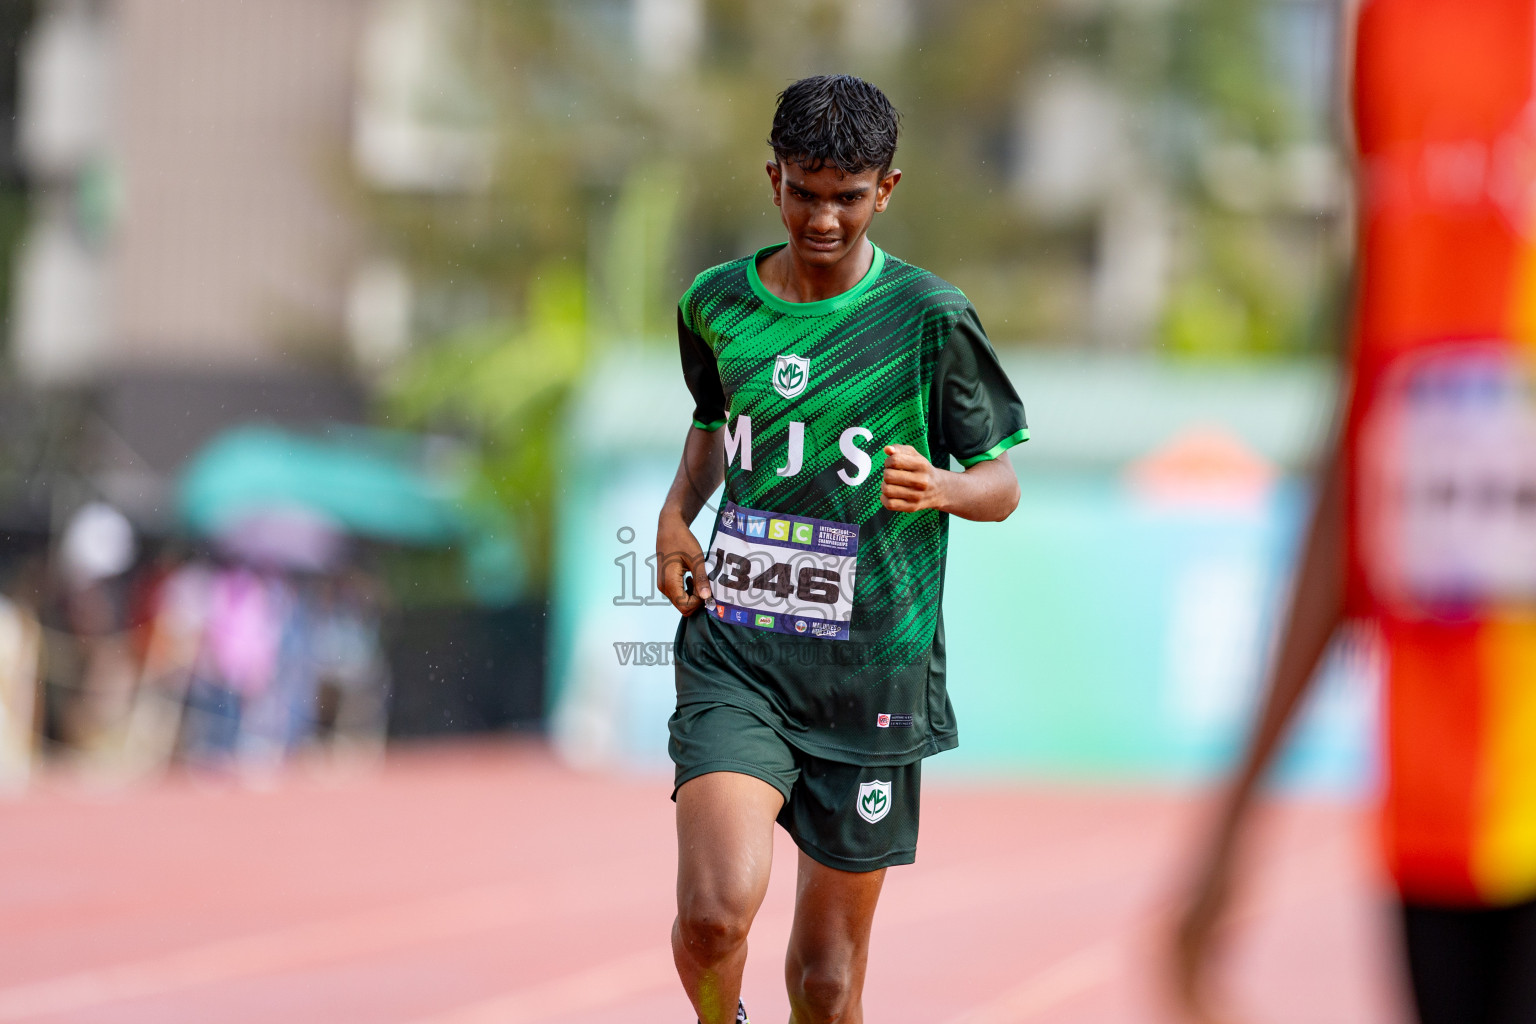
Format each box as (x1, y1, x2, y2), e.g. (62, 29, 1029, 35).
(204, 569, 285, 696)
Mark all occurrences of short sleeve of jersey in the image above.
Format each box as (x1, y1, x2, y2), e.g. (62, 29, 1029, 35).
(678, 305, 727, 431)
(933, 306, 1029, 466)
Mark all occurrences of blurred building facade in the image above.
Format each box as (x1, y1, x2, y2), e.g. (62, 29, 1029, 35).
(5, 0, 377, 538)
(13, 0, 369, 382)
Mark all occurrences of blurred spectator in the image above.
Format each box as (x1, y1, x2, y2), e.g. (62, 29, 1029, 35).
(310, 570, 389, 762)
(6, 519, 396, 782)
(48, 502, 137, 760)
(0, 560, 43, 790)
(176, 559, 391, 775)
(119, 553, 212, 775)
(180, 562, 285, 768)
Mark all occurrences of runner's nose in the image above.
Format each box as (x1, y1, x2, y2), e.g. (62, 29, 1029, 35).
(808, 202, 838, 236)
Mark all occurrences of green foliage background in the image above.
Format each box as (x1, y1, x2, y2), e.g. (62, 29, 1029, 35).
(369, 0, 1348, 593)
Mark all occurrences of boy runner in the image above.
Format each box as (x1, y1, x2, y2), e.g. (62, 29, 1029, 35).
(655, 75, 1027, 1024)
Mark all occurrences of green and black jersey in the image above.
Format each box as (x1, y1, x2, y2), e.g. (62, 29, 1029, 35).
(674, 241, 1027, 763)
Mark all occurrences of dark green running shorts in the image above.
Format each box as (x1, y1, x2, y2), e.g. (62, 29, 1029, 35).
(668, 701, 921, 873)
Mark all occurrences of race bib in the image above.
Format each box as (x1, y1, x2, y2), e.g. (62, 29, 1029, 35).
(1359, 343, 1536, 615)
(707, 501, 859, 640)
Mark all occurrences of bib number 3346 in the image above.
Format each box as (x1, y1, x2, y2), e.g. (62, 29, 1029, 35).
(712, 554, 841, 603)
(706, 502, 858, 640)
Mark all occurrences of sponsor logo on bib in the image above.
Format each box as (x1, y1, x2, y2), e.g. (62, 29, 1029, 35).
(857, 780, 892, 823)
(774, 354, 810, 399)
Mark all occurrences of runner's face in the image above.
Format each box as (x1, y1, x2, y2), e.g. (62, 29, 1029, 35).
(767, 160, 899, 269)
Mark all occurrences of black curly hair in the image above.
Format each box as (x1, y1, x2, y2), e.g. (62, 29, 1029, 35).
(768, 74, 900, 176)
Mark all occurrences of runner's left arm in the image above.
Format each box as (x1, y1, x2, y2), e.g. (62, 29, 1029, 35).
(886, 305, 1027, 521)
(881, 446, 1018, 521)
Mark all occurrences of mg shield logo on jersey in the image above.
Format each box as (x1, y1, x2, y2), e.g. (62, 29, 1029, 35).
(857, 780, 891, 823)
(773, 354, 810, 399)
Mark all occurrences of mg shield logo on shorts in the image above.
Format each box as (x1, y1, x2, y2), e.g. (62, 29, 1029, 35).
(773, 354, 810, 399)
(857, 780, 892, 823)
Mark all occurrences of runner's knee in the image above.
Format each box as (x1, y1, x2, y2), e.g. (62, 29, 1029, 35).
(676, 898, 752, 964)
(788, 959, 856, 1021)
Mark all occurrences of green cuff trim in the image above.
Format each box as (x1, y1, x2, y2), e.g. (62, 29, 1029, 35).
(692, 418, 726, 432)
(957, 427, 1029, 467)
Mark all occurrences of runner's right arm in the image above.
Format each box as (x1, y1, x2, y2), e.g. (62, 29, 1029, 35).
(657, 426, 724, 616)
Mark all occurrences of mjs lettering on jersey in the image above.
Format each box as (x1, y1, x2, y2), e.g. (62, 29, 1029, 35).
(719, 413, 875, 486)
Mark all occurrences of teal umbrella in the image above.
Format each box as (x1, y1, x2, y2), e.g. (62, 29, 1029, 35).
(178, 427, 465, 545)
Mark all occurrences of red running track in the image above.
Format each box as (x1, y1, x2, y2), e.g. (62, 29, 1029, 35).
(0, 742, 1407, 1023)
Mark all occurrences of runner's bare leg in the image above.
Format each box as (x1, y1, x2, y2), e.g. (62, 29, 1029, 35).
(674, 771, 784, 1023)
(784, 851, 886, 1024)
